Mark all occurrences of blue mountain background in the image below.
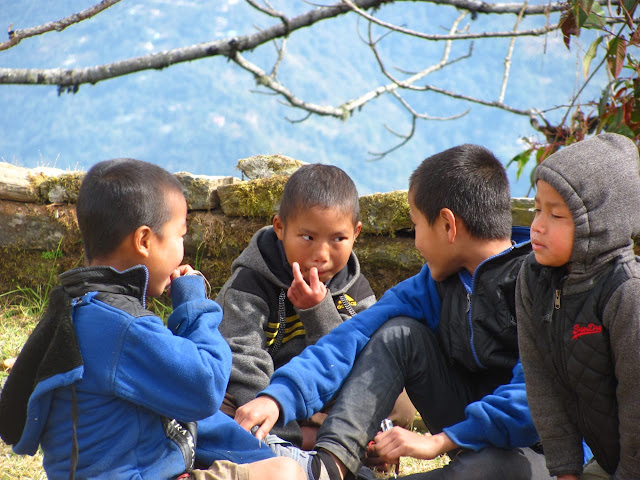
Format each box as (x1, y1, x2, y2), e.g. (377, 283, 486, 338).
(0, 0, 606, 197)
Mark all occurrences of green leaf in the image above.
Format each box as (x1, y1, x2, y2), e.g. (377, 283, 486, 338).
(598, 86, 611, 117)
(508, 150, 533, 180)
(583, 37, 603, 78)
(622, 0, 639, 15)
(583, 10, 606, 28)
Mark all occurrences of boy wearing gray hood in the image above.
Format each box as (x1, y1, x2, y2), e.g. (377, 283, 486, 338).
(516, 133, 640, 480)
(217, 164, 415, 454)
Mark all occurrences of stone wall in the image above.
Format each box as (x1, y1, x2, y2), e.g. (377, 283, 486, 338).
(0, 160, 537, 298)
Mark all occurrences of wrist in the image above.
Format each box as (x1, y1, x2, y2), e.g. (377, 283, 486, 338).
(434, 432, 457, 455)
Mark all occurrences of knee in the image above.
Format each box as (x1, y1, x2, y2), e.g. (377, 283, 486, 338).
(277, 457, 306, 480)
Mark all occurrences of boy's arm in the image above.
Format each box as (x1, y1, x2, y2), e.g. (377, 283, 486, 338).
(113, 274, 232, 422)
(258, 265, 441, 426)
(442, 360, 540, 450)
(515, 265, 584, 476)
(605, 279, 640, 480)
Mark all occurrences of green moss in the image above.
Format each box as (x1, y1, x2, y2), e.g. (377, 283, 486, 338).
(217, 176, 287, 219)
(33, 171, 84, 204)
(359, 191, 411, 236)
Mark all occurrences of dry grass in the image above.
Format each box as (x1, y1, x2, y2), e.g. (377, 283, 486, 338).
(0, 293, 450, 479)
(0, 291, 46, 479)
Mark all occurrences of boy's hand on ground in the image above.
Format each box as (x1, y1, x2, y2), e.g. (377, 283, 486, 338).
(371, 428, 456, 462)
(287, 262, 327, 309)
(170, 264, 194, 280)
(235, 396, 281, 441)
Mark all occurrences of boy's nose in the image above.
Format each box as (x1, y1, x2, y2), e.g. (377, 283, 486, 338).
(531, 217, 544, 233)
(314, 243, 330, 263)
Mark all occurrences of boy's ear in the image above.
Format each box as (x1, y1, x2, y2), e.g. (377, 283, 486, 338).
(439, 208, 457, 243)
(273, 214, 285, 240)
(133, 225, 153, 258)
(354, 221, 362, 239)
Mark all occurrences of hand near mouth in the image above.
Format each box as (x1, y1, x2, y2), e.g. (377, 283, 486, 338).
(287, 262, 327, 309)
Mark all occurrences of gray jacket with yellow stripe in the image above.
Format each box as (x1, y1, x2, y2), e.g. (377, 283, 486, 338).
(216, 226, 376, 444)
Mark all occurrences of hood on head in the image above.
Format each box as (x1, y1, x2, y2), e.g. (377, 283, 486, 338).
(534, 133, 640, 273)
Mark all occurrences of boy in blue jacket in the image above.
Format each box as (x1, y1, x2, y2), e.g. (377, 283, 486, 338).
(236, 145, 552, 479)
(0, 158, 304, 480)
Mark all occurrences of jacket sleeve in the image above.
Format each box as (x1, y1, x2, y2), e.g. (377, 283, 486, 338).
(298, 292, 348, 345)
(261, 264, 441, 426)
(299, 275, 377, 345)
(442, 360, 540, 450)
(515, 263, 584, 476)
(114, 274, 232, 422)
(216, 274, 277, 408)
(604, 279, 640, 480)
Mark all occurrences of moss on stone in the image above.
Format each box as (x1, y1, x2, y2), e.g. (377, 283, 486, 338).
(359, 190, 411, 236)
(35, 172, 84, 204)
(217, 176, 287, 219)
(510, 197, 535, 227)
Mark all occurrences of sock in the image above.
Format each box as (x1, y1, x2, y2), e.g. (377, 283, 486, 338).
(309, 449, 342, 480)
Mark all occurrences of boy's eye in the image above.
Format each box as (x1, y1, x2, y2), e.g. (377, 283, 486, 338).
(333, 236, 347, 242)
(302, 235, 312, 241)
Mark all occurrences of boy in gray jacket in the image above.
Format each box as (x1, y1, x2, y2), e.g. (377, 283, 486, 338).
(217, 164, 415, 451)
(517, 133, 640, 480)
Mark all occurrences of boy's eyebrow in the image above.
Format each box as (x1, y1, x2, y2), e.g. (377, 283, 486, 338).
(534, 195, 567, 208)
(299, 226, 350, 236)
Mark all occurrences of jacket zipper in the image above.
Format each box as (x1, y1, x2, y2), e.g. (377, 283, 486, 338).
(551, 282, 571, 385)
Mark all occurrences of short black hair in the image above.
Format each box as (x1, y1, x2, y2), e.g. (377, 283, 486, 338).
(278, 164, 360, 225)
(409, 144, 511, 240)
(76, 158, 184, 262)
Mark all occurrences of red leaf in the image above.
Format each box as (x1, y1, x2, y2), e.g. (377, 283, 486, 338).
(607, 37, 627, 78)
(560, 11, 578, 49)
(630, 24, 640, 46)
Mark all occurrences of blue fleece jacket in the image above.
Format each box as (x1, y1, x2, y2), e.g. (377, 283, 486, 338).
(12, 267, 274, 479)
(261, 245, 540, 451)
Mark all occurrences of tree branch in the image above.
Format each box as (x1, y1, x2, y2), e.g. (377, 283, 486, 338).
(0, 0, 122, 52)
(342, 0, 563, 40)
(498, 1, 527, 103)
(0, 0, 388, 86)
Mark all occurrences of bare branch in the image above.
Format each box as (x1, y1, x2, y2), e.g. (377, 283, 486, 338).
(365, 12, 469, 87)
(286, 112, 313, 123)
(231, 51, 347, 118)
(0, 0, 389, 86)
(342, 0, 563, 40)
(0, 0, 122, 52)
(498, 1, 527, 103)
(399, 0, 619, 15)
(245, 0, 291, 36)
(420, 83, 535, 116)
(368, 116, 418, 160)
(270, 37, 287, 77)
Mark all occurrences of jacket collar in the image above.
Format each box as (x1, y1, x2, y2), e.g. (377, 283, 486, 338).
(59, 265, 148, 308)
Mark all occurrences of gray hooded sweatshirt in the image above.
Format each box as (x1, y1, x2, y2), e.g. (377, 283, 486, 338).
(215, 226, 375, 444)
(517, 133, 640, 479)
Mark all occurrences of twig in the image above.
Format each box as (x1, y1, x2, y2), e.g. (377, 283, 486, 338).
(499, 1, 528, 103)
(0, 0, 122, 51)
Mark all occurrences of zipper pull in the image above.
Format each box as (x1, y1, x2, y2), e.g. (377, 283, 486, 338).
(466, 292, 471, 313)
(554, 289, 561, 310)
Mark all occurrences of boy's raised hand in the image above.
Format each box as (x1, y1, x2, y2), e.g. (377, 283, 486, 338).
(170, 264, 194, 280)
(287, 262, 327, 309)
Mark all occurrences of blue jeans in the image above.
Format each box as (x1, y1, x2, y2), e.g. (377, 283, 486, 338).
(314, 317, 554, 480)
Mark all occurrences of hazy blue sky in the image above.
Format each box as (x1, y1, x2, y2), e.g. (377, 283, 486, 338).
(0, 0, 607, 197)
